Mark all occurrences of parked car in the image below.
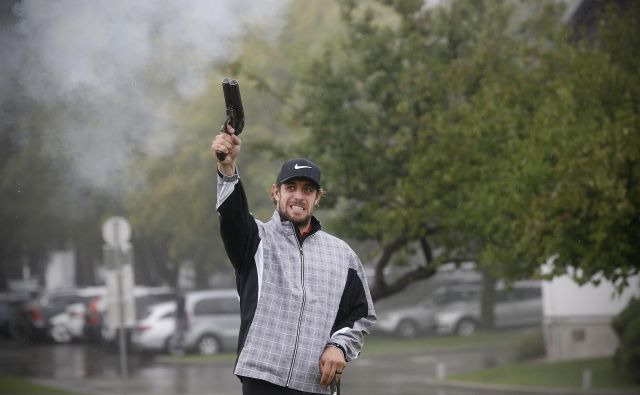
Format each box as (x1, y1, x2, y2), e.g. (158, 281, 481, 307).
(97, 286, 175, 344)
(374, 296, 436, 338)
(182, 289, 240, 355)
(131, 301, 177, 353)
(131, 289, 240, 355)
(375, 280, 542, 338)
(20, 287, 106, 343)
(0, 293, 30, 339)
(48, 302, 88, 343)
(435, 281, 542, 336)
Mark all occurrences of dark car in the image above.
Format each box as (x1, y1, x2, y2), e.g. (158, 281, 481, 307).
(0, 294, 30, 339)
(19, 287, 106, 342)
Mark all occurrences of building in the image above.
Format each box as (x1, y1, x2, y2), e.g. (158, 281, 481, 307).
(541, 262, 640, 361)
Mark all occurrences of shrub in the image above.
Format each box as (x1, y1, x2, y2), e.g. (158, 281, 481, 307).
(512, 327, 546, 362)
(612, 297, 640, 383)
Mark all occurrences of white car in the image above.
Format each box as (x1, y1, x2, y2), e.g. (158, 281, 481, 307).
(94, 286, 175, 343)
(48, 302, 87, 343)
(131, 301, 176, 353)
(131, 289, 241, 355)
(45, 287, 106, 343)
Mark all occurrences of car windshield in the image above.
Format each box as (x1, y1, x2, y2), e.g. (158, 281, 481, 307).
(135, 294, 176, 319)
(433, 287, 480, 305)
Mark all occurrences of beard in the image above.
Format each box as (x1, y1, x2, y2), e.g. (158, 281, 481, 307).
(276, 200, 312, 229)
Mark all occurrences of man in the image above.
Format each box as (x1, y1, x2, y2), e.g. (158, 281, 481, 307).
(211, 127, 376, 395)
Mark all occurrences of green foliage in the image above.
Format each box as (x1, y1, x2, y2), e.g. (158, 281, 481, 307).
(294, 0, 640, 297)
(3, 0, 638, 295)
(612, 297, 640, 383)
(511, 327, 546, 362)
(478, 2, 640, 284)
(0, 97, 99, 287)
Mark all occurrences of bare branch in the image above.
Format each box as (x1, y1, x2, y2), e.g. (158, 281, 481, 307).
(372, 235, 408, 295)
(371, 265, 437, 301)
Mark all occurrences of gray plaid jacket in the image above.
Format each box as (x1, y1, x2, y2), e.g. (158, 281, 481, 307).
(217, 173, 376, 394)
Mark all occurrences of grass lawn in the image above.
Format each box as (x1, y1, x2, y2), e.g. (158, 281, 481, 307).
(0, 376, 86, 395)
(363, 330, 525, 356)
(158, 351, 237, 364)
(448, 356, 640, 391)
(160, 328, 528, 364)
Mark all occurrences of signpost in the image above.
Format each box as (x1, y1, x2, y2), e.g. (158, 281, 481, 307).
(102, 216, 134, 395)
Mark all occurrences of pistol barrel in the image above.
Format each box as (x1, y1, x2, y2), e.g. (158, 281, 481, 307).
(222, 78, 244, 135)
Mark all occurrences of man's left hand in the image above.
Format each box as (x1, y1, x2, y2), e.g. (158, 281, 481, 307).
(319, 346, 346, 387)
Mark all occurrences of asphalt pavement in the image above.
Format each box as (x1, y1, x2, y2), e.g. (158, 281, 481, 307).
(0, 340, 635, 395)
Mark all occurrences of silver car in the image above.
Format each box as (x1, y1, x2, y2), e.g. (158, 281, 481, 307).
(131, 301, 177, 353)
(182, 289, 240, 355)
(435, 281, 542, 336)
(132, 289, 241, 355)
(375, 281, 542, 338)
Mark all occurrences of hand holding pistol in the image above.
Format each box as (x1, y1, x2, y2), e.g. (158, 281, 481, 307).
(216, 78, 244, 161)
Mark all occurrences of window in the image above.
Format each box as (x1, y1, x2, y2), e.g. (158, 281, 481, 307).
(513, 287, 541, 300)
(193, 297, 240, 316)
(46, 294, 80, 308)
(160, 311, 175, 320)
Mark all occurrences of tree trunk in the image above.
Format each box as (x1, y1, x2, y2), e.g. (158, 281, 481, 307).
(480, 269, 496, 330)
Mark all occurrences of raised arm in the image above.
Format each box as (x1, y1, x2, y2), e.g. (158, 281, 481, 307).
(211, 126, 258, 270)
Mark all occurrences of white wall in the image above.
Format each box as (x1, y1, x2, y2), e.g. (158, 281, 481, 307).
(541, 262, 640, 360)
(45, 250, 76, 290)
(541, 266, 639, 318)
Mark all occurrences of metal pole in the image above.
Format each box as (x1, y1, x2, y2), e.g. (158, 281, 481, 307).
(115, 226, 128, 395)
(116, 251, 129, 395)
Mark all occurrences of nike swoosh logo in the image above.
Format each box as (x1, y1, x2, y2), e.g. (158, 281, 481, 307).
(294, 164, 312, 169)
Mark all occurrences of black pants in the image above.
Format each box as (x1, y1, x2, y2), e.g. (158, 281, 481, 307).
(241, 377, 322, 395)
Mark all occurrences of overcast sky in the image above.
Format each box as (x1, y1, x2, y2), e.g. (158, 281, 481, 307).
(0, 0, 290, 194)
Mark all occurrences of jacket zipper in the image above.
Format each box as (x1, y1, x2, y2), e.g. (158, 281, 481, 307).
(286, 223, 307, 387)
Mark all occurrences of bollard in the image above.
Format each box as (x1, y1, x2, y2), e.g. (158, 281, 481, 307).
(582, 368, 592, 390)
(436, 362, 447, 380)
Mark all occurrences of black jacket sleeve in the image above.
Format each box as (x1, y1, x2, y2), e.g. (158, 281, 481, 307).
(216, 173, 260, 271)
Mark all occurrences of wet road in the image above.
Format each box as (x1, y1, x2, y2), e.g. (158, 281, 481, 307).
(0, 340, 524, 395)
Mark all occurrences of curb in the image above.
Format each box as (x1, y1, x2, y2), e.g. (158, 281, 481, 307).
(429, 378, 639, 395)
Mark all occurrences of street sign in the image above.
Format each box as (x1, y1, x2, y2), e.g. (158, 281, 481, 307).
(178, 260, 196, 290)
(101, 216, 134, 387)
(102, 216, 132, 248)
(105, 264, 136, 329)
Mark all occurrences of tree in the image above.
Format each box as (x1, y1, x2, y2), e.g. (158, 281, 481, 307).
(0, 101, 62, 288)
(294, 0, 639, 300)
(124, 1, 344, 286)
(0, 95, 121, 288)
(454, 2, 640, 288)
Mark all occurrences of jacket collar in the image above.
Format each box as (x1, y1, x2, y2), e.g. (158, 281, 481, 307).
(271, 211, 322, 240)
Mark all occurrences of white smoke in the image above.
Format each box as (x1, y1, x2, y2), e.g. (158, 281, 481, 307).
(0, 0, 290, 193)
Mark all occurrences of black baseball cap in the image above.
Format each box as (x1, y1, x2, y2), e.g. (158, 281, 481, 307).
(276, 158, 321, 188)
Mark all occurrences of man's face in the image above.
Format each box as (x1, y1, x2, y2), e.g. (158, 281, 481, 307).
(272, 178, 320, 229)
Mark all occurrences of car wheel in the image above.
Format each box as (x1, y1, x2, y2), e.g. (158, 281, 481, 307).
(455, 318, 478, 336)
(396, 319, 419, 338)
(50, 324, 72, 343)
(197, 335, 221, 355)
